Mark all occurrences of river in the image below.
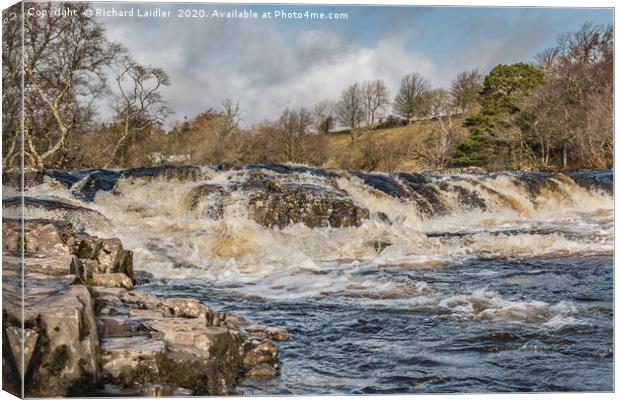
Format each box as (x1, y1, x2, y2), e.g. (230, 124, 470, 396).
(7, 164, 613, 393)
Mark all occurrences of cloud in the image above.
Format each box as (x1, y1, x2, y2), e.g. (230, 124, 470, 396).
(102, 17, 439, 127)
(442, 13, 554, 78)
(94, 6, 574, 128)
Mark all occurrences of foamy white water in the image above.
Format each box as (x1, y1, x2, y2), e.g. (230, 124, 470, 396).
(4, 166, 614, 392)
(8, 165, 611, 316)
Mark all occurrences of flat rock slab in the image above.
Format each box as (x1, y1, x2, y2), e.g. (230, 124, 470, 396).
(141, 319, 236, 359)
(2, 218, 288, 397)
(100, 336, 167, 380)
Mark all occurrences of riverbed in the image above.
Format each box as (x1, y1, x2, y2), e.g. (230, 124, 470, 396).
(8, 164, 613, 394)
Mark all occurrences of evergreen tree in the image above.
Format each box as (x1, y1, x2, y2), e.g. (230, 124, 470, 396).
(453, 63, 544, 168)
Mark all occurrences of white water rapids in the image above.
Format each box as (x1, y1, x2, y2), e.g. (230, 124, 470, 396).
(5, 165, 613, 327)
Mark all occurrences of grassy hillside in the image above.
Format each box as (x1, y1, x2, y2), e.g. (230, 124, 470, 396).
(323, 115, 469, 173)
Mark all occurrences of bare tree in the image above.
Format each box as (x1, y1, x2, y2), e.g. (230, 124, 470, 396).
(424, 89, 451, 117)
(535, 47, 561, 72)
(221, 98, 242, 135)
(106, 58, 171, 167)
(450, 69, 483, 114)
(278, 107, 314, 162)
(520, 22, 613, 170)
(313, 100, 335, 134)
(2, 4, 23, 169)
(362, 80, 390, 127)
(393, 73, 431, 121)
(416, 89, 464, 169)
(336, 83, 364, 129)
(557, 22, 614, 65)
(22, 2, 122, 169)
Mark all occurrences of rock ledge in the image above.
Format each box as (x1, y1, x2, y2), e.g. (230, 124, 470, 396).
(2, 219, 288, 397)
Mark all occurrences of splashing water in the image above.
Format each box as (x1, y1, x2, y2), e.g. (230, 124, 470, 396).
(6, 165, 613, 393)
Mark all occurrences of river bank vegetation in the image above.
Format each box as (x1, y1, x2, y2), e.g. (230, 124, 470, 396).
(2, 2, 613, 172)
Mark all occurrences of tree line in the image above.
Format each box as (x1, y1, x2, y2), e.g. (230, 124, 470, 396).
(1, 3, 613, 172)
(309, 70, 483, 133)
(455, 22, 613, 170)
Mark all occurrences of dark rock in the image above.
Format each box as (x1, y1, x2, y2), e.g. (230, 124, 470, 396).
(3, 197, 111, 232)
(265, 326, 290, 341)
(367, 240, 393, 253)
(133, 270, 155, 285)
(396, 172, 449, 216)
(182, 168, 370, 229)
(566, 169, 613, 195)
(244, 163, 339, 179)
(248, 182, 369, 228)
(438, 181, 487, 211)
(375, 211, 391, 224)
(184, 183, 226, 219)
(242, 338, 278, 368)
(351, 171, 409, 198)
(246, 363, 278, 379)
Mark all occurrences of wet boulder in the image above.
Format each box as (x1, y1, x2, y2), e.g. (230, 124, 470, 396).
(265, 326, 290, 342)
(184, 184, 227, 219)
(3, 197, 111, 232)
(184, 176, 370, 229)
(248, 182, 369, 229)
(240, 337, 281, 380)
(246, 363, 278, 379)
(242, 338, 278, 369)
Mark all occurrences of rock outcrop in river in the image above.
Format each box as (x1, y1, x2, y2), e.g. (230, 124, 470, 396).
(185, 169, 370, 228)
(4, 164, 612, 230)
(2, 219, 288, 397)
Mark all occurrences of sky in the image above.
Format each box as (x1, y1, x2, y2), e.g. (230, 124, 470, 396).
(91, 3, 614, 128)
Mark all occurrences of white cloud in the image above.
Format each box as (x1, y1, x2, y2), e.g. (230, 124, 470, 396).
(100, 15, 444, 127)
(97, 10, 552, 128)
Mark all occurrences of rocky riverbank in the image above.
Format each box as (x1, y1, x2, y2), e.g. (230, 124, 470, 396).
(2, 218, 288, 397)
